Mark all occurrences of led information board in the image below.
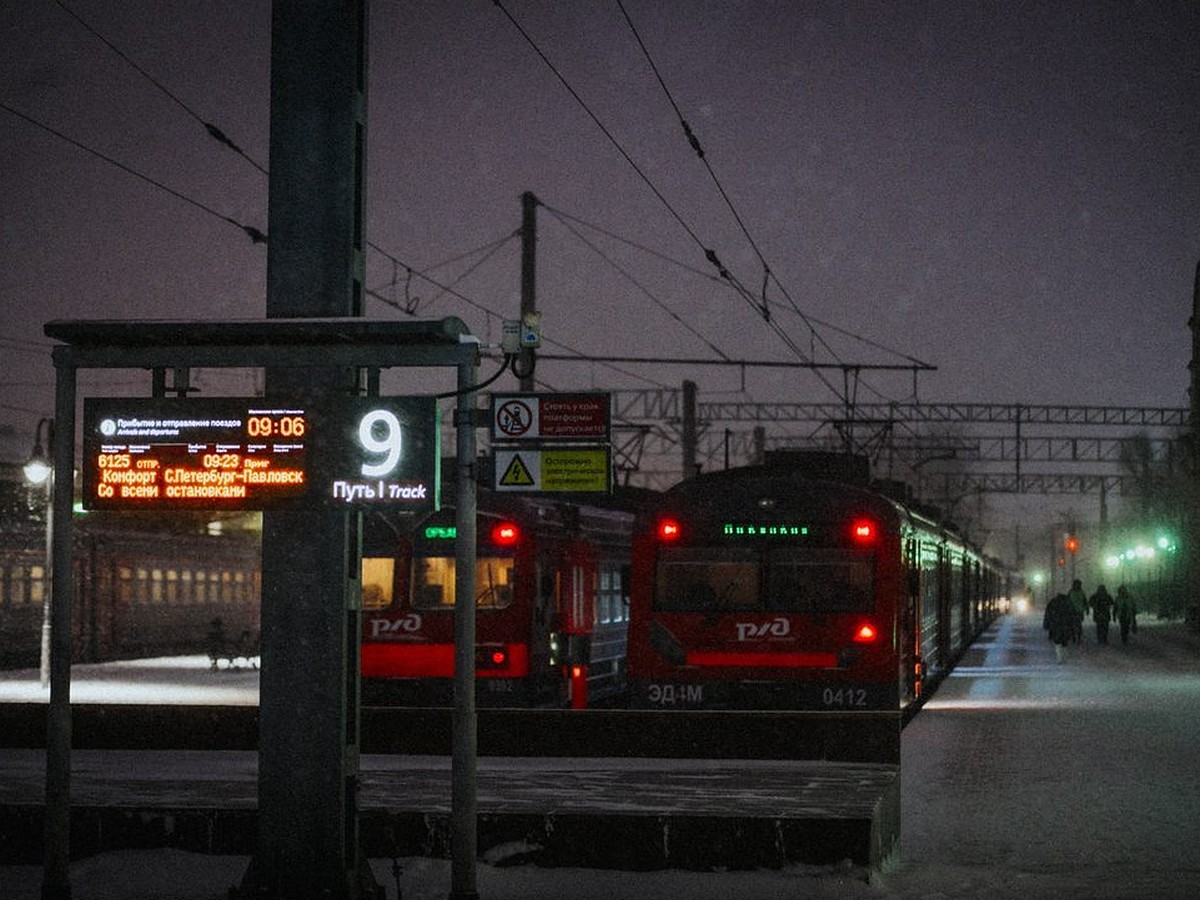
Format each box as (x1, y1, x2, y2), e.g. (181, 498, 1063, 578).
(83, 396, 439, 511)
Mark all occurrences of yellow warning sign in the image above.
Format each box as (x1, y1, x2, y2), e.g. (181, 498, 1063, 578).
(541, 448, 609, 492)
(498, 453, 535, 487)
(494, 447, 610, 492)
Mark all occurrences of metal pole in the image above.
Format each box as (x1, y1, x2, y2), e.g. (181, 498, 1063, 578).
(39, 482, 52, 689)
(682, 379, 698, 479)
(450, 348, 479, 900)
(242, 1, 371, 895)
(518, 191, 537, 391)
(42, 359, 76, 900)
(1189, 259, 1200, 627)
(35, 419, 55, 689)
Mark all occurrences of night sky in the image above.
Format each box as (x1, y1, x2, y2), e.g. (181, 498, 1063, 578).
(2, 1, 1198, 554)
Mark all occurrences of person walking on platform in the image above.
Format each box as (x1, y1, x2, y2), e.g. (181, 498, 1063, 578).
(1043, 592, 1075, 663)
(1066, 578, 1089, 644)
(1089, 584, 1115, 644)
(1115, 585, 1139, 645)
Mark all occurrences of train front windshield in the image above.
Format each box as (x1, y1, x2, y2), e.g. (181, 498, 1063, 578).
(411, 555, 515, 610)
(655, 547, 874, 613)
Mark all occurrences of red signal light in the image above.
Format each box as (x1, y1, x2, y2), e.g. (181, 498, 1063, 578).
(852, 519, 875, 542)
(491, 522, 520, 545)
(490, 649, 508, 666)
(1065, 535, 1079, 553)
(853, 622, 878, 643)
(657, 518, 682, 541)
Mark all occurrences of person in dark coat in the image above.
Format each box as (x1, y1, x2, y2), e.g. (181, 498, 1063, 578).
(1043, 592, 1075, 663)
(1114, 585, 1138, 645)
(1089, 584, 1115, 644)
(1065, 579, 1088, 643)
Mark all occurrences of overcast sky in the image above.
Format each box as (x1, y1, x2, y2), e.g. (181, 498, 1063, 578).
(2, 1, 1198, 548)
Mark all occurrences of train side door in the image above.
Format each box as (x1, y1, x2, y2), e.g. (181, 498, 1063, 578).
(902, 537, 923, 699)
(937, 543, 952, 671)
(558, 538, 598, 707)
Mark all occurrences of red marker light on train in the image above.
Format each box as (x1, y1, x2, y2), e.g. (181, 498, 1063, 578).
(852, 520, 875, 542)
(491, 522, 520, 545)
(657, 518, 682, 541)
(853, 623, 878, 643)
(491, 649, 508, 666)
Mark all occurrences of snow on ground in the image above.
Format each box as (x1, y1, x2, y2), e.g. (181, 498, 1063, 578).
(3, 611, 1200, 898)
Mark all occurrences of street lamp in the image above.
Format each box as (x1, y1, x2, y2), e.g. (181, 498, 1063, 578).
(24, 418, 53, 688)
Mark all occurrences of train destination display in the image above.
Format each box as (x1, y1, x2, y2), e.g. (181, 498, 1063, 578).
(83, 396, 439, 511)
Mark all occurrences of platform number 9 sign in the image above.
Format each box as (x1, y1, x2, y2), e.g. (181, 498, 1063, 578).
(357, 408, 402, 476)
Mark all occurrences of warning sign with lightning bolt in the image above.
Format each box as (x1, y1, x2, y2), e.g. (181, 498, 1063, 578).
(498, 452, 536, 487)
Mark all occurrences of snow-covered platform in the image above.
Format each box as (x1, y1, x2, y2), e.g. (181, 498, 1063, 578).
(0, 747, 898, 873)
(0, 658, 902, 873)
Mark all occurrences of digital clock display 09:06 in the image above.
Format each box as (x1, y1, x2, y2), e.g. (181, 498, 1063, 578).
(246, 415, 306, 438)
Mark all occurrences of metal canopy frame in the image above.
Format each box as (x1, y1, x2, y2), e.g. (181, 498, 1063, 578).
(40, 317, 481, 899)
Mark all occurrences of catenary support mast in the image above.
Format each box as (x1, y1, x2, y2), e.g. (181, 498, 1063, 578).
(238, 1, 377, 897)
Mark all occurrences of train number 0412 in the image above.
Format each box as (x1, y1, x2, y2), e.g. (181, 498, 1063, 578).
(822, 687, 868, 708)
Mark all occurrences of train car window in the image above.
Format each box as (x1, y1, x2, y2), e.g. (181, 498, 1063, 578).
(654, 547, 758, 612)
(194, 571, 207, 603)
(765, 549, 873, 612)
(181, 569, 193, 604)
(166, 569, 179, 605)
(602, 564, 628, 623)
(361, 557, 395, 610)
(29, 564, 45, 605)
(9, 566, 26, 606)
(598, 567, 613, 623)
(117, 566, 132, 604)
(476, 559, 514, 609)
(410, 556, 515, 610)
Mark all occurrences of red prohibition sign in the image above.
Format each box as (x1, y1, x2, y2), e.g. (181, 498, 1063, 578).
(496, 400, 534, 437)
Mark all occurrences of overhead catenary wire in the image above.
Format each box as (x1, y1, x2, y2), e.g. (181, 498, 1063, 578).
(33, 1, 900, 405)
(0, 102, 267, 245)
(614, 0, 867, 400)
(494, 0, 862, 402)
(364, 252, 671, 391)
(543, 204, 933, 370)
(367, 231, 520, 315)
(623, 3, 942, 405)
(45, 0, 826, 400)
(543, 208, 732, 361)
(53, 0, 268, 176)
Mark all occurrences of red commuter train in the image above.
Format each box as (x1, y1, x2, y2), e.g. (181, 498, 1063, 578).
(627, 460, 1008, 711)
(359, 488, 642, 707)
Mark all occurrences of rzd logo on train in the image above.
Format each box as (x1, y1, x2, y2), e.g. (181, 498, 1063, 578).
(734, 617, 790, 641)
(368, 614, 423, 638)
